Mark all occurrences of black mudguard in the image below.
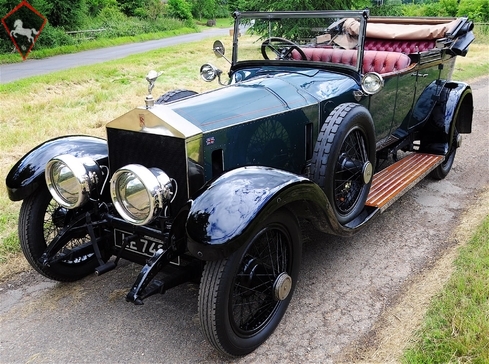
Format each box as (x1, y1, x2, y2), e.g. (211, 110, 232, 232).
(409, 80, 472, 133)
(419, 82, 473, 155)
(6, 135, 108, 201)
(446, 82, 473, 134)
(409, 80, 446, 130)
(186, 166, 379, 261)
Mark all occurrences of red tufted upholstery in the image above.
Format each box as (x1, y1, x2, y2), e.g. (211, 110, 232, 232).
(295, 48, 411, 74)
(364, 38, 436, 53)
(362, 50, 411, 74)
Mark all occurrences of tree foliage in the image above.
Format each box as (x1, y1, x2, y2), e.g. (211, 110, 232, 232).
(42, 0, 87, 28)
(86, 0, 118, 17)
(1, 0, 487, 55)
(457, 0, 489, 22)
(117, 0, 145, 17)
(229, 0, 356, 11)
(167, 0, 193, 20)
(231, 0, 488, 21)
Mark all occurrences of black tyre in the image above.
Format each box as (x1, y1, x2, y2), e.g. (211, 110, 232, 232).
(310, 103, 376, 225)
(156, 89, 197, 104)
(420, 88, 463, 180)
(429, 133, 457, 180)
(428, 88, 459, 180)
(19, 186, 100, 282)
(198, 210, 302, 357)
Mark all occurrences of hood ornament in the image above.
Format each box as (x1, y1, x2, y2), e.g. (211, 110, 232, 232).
(145, 70, 163, 109)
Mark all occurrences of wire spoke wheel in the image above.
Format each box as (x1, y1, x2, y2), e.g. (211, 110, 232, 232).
(231, 228, 289, 335)
(198, 210, 301, 357)
(19, 187, 102, 281)
(310, 103, 375, 224)
(334, 128, 371, 214)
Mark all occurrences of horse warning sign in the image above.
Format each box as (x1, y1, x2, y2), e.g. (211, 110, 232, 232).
(2, 0, 46, 60)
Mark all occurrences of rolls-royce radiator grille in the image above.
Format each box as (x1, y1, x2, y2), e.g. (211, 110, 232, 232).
(107, 129, 188, 212)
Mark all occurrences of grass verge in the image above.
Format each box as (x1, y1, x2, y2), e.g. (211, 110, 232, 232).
(0, 18, 233, 64)
(402, 215, 489, 363)
(0, 28, 194, 64)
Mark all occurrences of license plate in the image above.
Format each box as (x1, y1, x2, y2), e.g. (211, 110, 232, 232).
(114, 229, 165, 258)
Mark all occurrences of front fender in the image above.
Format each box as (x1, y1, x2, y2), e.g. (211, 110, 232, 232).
(6, 135, 108, 201)
(186, 166, 372, 261)
(186, 167, 309, 260)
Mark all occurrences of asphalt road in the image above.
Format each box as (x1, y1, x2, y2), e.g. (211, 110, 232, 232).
(0, 27, 230, 84)
(0, 47, 487, 362)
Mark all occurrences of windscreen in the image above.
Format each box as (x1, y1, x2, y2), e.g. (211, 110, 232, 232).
(233, 11, 365, 70)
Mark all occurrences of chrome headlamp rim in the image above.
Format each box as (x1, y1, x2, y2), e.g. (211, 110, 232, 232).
(361, 72, 384, 95)
(45, 154, 100, 209)
(200, 63, 222, 82)
(110, 164, 173, 226)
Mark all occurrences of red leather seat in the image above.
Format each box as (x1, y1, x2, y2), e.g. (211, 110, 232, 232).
(364, 38, 436, 53)
(362, 50, 411, 74)
(295, 48, 411, 74)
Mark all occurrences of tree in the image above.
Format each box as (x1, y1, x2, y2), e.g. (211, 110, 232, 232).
(168, 0, 193, 20)
(458, 0, 489, 22)
(231, 0, 360, 12)
(117, 0, 144, 17)
(41, 0, 87, 28)
(85, 0, 118, 17)
(439, 0, 458, 17)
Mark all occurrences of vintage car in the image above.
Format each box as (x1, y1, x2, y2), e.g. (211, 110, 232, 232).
(6, 9, 474, 357)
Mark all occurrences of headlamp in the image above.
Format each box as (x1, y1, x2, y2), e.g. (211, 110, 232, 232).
(110, 164, 173, 225)
(45, 154, 101, 209)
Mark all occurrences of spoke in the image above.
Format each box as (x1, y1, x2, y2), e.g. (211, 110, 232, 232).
(235, 300, 276, 330)
(234, 280, 273, 296)
(268, 44, 280, 57)
(233, 295, 272, 309)
(266, 231, 278, 276)
(356, 131, 368, 162)
(230, 225, 292, 334)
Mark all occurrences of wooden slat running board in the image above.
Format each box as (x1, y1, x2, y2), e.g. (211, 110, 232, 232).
(366, 153, 444, 212)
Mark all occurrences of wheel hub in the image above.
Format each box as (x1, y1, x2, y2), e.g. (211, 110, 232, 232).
(339, 155, 373, 185)
(52, 206, 69, 228)
(362, 161, 373, 184)
(273, 272, 292, 301)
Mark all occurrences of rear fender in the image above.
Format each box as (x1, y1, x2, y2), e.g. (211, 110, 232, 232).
(445, 82, 473, 134)
(6, 136, 108, 201)
(419, 82, 473, 155)
(185, 166, 377, 261)
(409, 80, 445, 129)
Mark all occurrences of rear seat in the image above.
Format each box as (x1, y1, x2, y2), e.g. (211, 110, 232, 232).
(295, 48, 411, 75)
(364, 38, 436, 53)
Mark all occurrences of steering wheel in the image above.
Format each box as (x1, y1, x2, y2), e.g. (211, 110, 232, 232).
(261, 37, 307, 61)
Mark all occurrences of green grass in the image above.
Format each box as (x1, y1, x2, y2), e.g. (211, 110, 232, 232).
(0, 210, 20, 263)
(0, 28, 197, 64)
(0, 18, 233, 64)
(403, 215, 489, 363)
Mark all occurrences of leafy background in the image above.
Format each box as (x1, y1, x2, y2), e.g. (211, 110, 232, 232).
(1, 0, 487, 55)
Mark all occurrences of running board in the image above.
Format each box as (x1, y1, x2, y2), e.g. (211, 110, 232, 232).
(366, 153, 444, 212)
